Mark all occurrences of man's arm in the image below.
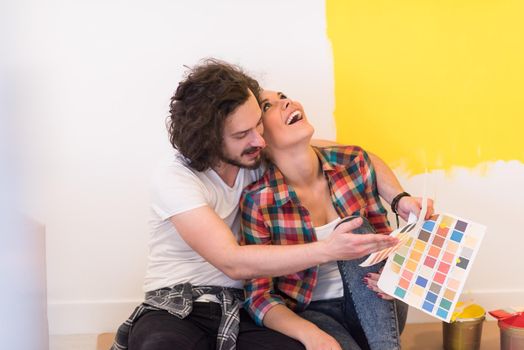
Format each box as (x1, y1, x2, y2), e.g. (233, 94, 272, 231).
(170, 207, 397, 280)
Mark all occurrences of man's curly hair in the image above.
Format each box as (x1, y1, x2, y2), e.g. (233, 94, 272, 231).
(167, 59, 261, 171)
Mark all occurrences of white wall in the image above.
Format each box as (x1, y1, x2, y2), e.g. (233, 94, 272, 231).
(7, 0, 335, 334)
(6, 0, 523, 335)
(1, 25, 49, 347)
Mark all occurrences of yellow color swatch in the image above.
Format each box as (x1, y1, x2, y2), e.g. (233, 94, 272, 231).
(327, 0, 524, 174)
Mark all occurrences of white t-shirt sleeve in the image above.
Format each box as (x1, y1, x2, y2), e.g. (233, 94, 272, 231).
(150, 160, 209, 221)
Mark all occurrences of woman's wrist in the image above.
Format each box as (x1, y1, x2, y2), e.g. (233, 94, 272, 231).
(296, 322, 322, 344)
(391, 191, 411, 214)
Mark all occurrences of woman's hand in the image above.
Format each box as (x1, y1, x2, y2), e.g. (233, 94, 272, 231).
(397, 196, 435, 221)
(364, 267, 394, 301)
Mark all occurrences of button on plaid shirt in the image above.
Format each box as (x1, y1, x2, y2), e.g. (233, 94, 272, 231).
(240, 146, 391, 326)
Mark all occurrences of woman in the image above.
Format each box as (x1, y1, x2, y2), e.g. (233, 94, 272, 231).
(240, 90, 407, 350)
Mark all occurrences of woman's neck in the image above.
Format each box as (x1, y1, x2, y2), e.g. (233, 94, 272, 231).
(271, 143, 322, 188)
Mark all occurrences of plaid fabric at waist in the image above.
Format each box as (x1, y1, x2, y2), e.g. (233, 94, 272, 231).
(110, 283, 245, 350)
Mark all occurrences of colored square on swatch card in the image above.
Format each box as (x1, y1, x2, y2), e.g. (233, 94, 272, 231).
(391, 263, 401, 273)
(422, 221, 435, 232)
(423, 301, 435, 312)
(406, 259, 418, 272)
(440, 298, 452, 310)
(442, 252, 455, 264)
(414, 240, 426, 252)
(465, 235, 478, 248)
(397, 245, 410, 256)
(424, 256, 437, 268)
(437, 308, 448, 319)
(446, 241, 459, 254)
(418, 265, 433, 279)
(393, 254, 405, 265)
(455, 220, 468, 232)
(447, 278, 460, 290)
(438, 262, 451, 274)
(412, 284, 425, 297)
(440, 215, 455, 227)
(456, 257, 470, 269)
(451, 266, 465, 280)
(394, 287, 406, 298)
(401, 269, 414, 281)
(434, 272, 446, 284)
(437, 226, 449, 238)
(460, 247, 474, 259)
(450, 230, 464, 243)
(428, 246, 441, 258)
(399, 278, 410, 289)
(409, 250, 423, 262)
(406, 292, 421, 305)
(430, 282, 442, 294)
(444, 289, 456, 300)
(418, 230, 431, 242)
(426, 291, 438, 304)
(432, 235, 445, 248)
(415, 276, 428, 288)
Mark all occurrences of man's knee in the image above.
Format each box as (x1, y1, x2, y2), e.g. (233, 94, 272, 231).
(237, 333, 304, 350)
(128, 310, 210, 350)
(130, 330, 209, 350)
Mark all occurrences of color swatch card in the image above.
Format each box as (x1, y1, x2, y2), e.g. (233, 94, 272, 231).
(377, 213, 486, 322)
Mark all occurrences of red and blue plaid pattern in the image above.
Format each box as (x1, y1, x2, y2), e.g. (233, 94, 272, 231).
(240, 146, 391, 326)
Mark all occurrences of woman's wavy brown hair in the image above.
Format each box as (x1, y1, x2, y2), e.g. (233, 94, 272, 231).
(167, 59, 261, 171)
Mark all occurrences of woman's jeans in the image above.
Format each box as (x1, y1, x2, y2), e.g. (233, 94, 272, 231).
(300, 216, 408, 350)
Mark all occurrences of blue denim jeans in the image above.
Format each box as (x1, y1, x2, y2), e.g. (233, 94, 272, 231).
(299, 216, 408, 350)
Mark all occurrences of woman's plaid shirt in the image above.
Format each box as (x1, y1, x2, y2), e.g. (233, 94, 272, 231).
(240, 145, 391, 326)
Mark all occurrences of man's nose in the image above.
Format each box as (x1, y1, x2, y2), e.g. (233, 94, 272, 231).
(252, 130, 266, 148)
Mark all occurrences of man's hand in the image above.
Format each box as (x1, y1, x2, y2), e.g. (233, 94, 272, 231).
(397, 196, 435, 221)
(322, 217, 398, 262)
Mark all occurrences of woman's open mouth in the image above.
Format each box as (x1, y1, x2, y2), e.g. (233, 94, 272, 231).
(286, 110, 303, 125)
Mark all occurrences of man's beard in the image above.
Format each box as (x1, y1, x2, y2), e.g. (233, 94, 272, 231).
(220, 146, 263, 170)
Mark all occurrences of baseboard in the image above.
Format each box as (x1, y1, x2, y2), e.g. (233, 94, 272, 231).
(49, 289, 524, 334)
(48, 299, 142, 335)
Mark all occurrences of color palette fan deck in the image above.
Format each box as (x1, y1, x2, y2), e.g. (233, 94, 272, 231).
(377, 214, 486, 322)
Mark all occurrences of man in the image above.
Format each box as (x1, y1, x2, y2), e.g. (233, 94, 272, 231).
(112, 59, 432, 350)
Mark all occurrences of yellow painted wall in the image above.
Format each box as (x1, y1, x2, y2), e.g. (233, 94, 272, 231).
(327, 0, 524, 174)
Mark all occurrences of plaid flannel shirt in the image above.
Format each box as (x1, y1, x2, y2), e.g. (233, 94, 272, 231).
(111, 283, 244, 350)
(240, 146, 391, 326)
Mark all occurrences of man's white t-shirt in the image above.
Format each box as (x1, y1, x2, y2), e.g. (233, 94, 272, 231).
(144, 152, 263, 293)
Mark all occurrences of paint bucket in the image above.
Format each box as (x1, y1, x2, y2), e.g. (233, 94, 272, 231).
(442, 302, 485, 350)
(498, 313, 524, 350)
